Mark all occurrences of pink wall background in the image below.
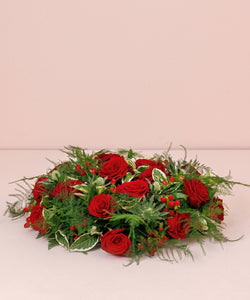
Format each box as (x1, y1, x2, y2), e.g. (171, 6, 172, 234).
(1, 1, 250, 150)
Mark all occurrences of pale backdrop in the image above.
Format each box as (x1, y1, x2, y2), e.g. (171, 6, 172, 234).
(1, 0, 250, 150)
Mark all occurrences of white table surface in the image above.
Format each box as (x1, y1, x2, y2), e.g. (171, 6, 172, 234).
(0, 149, 250, 300)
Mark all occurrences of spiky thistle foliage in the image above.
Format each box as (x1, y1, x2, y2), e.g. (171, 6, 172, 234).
(5, 146, 249, 265)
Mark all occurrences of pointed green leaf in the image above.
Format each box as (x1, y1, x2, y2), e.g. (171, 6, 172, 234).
(70, 233, 99, 252)
(153, 181, 161, 192)
(122, 172, 135, 183)
(55, 230, 69, 250)
(152, 168, 167, 182)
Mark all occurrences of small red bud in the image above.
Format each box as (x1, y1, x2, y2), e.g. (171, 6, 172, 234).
(168, 194, 174, 201)
(160, 196, 166, 203)
(75, 164, 81, 171)
(24, 222, 30, 228)
(147, 230, 153, 236)
(163, 207, 168, 212)
(158, 227, 164, 232)
(175, 200, 180, 206)
(211, 213, 217, 218)
(169, 210, 175, 216)
(70, 225, 76, 231)
(162, 236, 168, 242)
(157, 240, 164, 248)
(26, 217, 31, 223)
(28, 204, 33, 210)
(80, 170, 86, 176)
(169, 176, 175, 182)
(85, 162, 91, 166)
(162, 180, 168, 185)
(138, 244, 145, 251)
(110, 187, 116, 193)
(111, 179, 116, 184)
(74, 236, 79, 240)
(168, 201, 175, 208)
(23, 207, 29, 213)
(90, 168, 96, 174)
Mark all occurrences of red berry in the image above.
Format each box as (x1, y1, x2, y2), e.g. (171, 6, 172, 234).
(168, 201, 175, 208)
(85, 162, 91, 166)
(90, 168, 96, 174)
(111, 179, 116, 184)
(157, 240, 164, 248)
(169, 210, 175, 216)
(160, 196, 166, 203)
(163, 207, 168, 212)
(175, 200, 180, 206)
(159, 227, 164, 232)
(168, 194, 174, 201)
(26, 217, 31, 223)
(74, 236, 79, 240)
(165, 172, 170, 176)
(23, 207, 29, 213)
(28, 204, 33, 210)
(153, 233, 159, 239)
(110, 187, 116, 193)
(138, 244, 145, 251)
(24, 222, 30, 228)
(211, 213, 217, 218)
(162, 180, 168, 185)
(80, 170, 86, 176)
(169, 176, 175, 182)
(75, 164, 81, 171)
(70, 225, 76, 231)
(162, 235, 168, 242)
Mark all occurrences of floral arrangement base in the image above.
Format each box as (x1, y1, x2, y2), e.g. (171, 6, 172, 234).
(5, 146, 249, 264)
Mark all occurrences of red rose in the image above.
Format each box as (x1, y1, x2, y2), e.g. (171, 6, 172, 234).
(99, 156, 128, 181)
(184, 178, 209, 207)
(101, 229, 131, 255)
(32, 177, 48, 203)
(135, 159, 159, 168)
(30, 205, 48, 235)
(138, 162, 165, 182)
(166, 212, 190, 239)
(52, 179, 82, 200)
(210, 197, 224, 222)
(96, 153, 121, 162)
(116, 180, 149, 198)
(88, 194, 116, 218)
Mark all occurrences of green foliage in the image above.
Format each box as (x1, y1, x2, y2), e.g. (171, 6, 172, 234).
(5, 145, 250, 265)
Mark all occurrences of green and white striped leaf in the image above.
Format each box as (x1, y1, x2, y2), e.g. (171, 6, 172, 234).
(55, 230, 69, 250)
(70, 233, 99, 252)
(152, 168, 167, 182)
(174, 193, 187, 200)
(152, 181, 161, 192)
(94, 177, 105, 186)
(122, 172, 135, 183)
(126, 159, 136, 171)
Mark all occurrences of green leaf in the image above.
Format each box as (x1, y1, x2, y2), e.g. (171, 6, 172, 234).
(152, 181, 161, 192)
(174, 193, 187, 200)
(94, 177, 105, 186)
(55, 230, 69, 250)
(70, 233, 99, 252)
(152, 168, 167, 182)
(122, 172, 135, 183)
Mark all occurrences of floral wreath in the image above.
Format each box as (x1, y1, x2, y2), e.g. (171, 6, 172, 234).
(5, 146, 249, 264)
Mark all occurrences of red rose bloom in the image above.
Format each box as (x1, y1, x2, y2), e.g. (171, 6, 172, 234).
(210, 197, 224, 222)
(99, 156, 128, 181)
(184, 178, 209, 207)
(166, 212, 190, 239)
(138, 162, 166, 182)
(52, 179, 82, 200)
(32, 177, 48, 203)
(30, 205, 48, 235)
(88, 194, 116, 218)
(135, 159, 159, 168)
(96, 153, 121, 162)
(116, 180, 149, 198)
(101, 229, 131, 255)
